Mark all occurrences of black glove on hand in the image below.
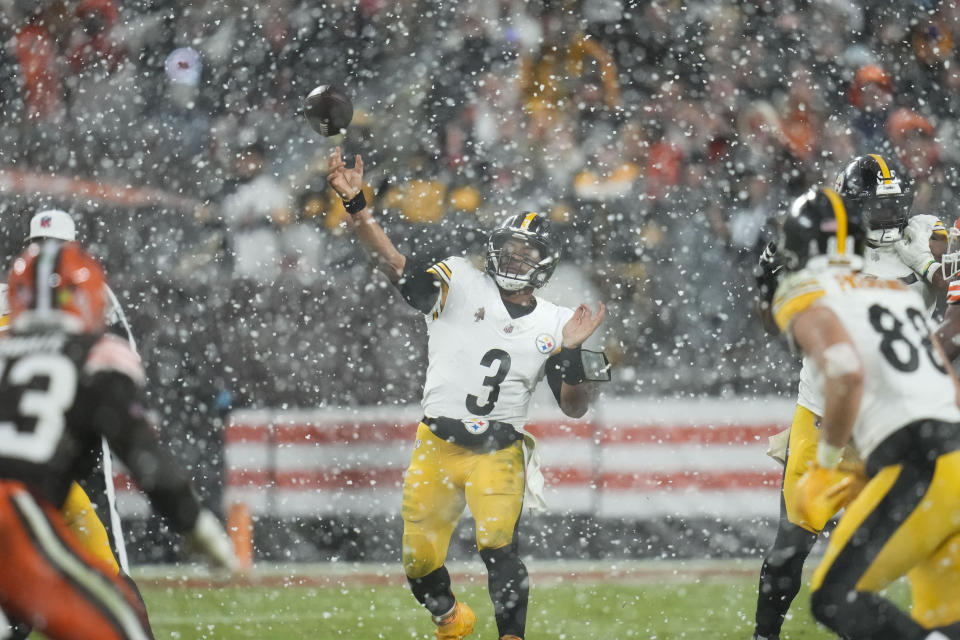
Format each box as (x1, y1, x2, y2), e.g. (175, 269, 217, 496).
(754, 242, 782, 307)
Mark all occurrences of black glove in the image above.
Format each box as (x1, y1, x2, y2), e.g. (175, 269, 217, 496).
(754, 242, 782, 306)
(754, 242, 783, 333)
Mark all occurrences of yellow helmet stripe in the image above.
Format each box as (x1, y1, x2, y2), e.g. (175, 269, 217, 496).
(520, 212, 538, 230)
(823, 188, 848, 254)
(868, 154, 892, 180)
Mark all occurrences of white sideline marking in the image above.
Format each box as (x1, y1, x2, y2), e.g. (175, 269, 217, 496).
(147, 611, 344, 625)
(134, 558, 763, 588)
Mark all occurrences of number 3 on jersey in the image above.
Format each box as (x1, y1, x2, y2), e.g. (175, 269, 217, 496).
(0, 353, 78, 463)
(466, 349, 512, 415)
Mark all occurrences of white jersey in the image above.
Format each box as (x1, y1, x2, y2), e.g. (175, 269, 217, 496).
(796, 242, 937, 415)
(775, 269, 960, 459)
(420, 256, 574, 429)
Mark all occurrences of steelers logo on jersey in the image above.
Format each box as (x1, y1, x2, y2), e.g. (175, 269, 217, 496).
(535, 333, 556, 354)
(463, 418, 489, 434)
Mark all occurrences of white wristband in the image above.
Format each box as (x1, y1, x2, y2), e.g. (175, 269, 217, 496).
(924, 261, 941, 284)
(817, 441, 844, 469)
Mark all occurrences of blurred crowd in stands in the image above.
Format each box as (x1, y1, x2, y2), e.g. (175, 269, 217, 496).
(2, 0, 960, 426)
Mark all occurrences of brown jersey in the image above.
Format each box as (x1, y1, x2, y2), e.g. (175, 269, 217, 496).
(0, 327, 200, 532)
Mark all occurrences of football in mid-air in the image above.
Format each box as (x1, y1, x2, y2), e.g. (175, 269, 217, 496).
(303, 84, 353, 137)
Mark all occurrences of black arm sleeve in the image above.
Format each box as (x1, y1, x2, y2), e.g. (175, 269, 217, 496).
(89, 372, 201, 533)
(545, 352, 564, 405)
(398, 264, 441, 314)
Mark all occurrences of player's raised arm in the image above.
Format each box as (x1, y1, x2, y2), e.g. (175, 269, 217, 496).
(326, 146, 406, 283)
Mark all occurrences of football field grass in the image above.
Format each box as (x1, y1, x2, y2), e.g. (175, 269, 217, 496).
(141, 580, 823, 639)
(117, 560, 910, 639)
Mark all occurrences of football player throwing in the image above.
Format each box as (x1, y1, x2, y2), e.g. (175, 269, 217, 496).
(327, 147, 606, 640)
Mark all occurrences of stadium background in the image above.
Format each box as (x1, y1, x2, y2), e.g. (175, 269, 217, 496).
(1, 0, 958, 568)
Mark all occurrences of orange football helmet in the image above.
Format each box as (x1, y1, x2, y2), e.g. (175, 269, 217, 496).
(8, 241, 106, 332)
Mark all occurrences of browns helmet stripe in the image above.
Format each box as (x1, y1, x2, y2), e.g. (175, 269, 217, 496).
(9, 241, 107, 332)
(949, 281, 960, 305)
(34, 241, 64, 314)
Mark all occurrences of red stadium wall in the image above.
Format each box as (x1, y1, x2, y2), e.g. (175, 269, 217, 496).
(201, 397, 794, 521)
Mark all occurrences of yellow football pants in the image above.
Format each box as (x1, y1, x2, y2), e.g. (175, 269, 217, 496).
(909, 531, 960, 628)
(782, 405, 821, 532)
(786, 406, 960, 626)
(812, 450, 960, 628)
(401, 423, 525, 579)
(61, 482, 120, 575)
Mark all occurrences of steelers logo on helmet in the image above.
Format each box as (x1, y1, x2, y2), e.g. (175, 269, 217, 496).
(834, 154, 911, 247)
(485, 212, 561, 291)
(778, 187, 866, 273)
